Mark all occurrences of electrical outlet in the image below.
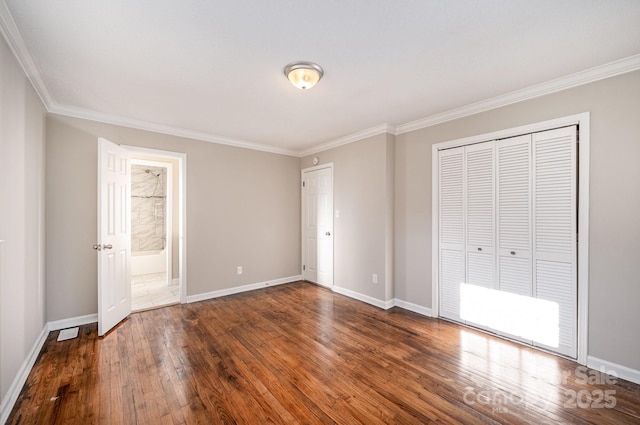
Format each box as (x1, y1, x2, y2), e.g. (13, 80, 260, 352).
(237, 266, 243, 275)
(372, 273, 378, 284)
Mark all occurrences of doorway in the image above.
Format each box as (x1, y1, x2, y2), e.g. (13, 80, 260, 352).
(301, 164, 334, 288)
(127, 147, 185, 311)
(130, 159, 176, 310)
(98, 141, 186, 334)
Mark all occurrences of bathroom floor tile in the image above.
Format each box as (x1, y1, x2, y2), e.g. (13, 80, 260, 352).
(132, 273, 179, 311)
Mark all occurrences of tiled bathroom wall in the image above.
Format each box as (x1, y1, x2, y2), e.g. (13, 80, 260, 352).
(131, 165, 166, 252)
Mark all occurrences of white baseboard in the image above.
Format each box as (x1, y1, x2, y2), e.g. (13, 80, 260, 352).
(0, 326, 48, 425)
(48, 313, 98, 331)
(332, 285, 394, 310)
(393, 299, 433, 317)
(330, 287, 434, 317)
(185, 275, 301, 304)
(587, 355, 640, 386)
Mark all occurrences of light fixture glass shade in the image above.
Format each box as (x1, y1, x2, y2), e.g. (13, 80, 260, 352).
(284, 62, 323, 90)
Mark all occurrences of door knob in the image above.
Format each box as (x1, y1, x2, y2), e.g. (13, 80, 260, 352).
(325, 231, 331, 236)
(94, 244, 113, 250)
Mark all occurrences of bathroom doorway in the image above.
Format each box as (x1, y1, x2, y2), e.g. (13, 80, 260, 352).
(130, 157, 179, 310)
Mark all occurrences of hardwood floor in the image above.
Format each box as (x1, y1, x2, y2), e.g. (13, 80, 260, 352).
(8, 281, 640, 424)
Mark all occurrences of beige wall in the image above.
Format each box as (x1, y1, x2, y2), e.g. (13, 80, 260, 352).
(394, 70, 640, 371)
(301, 134, 395, 302)
(0, 39, 47, 401)
(384, 133, 395, 301)
(46, 115, 301, 322)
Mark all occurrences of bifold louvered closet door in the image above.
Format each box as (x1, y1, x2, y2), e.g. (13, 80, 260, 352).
(438, 126, 577, 358)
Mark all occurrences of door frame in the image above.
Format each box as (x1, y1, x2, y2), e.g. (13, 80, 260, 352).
(123, 145, 187, 304)
(431, 112, 590, 365)
(301, 163, 334, 288)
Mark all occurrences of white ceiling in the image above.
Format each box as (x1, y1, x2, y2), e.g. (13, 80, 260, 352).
(3, 1, 640, 155)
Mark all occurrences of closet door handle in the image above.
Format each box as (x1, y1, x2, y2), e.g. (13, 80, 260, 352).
(477, 247, 482, 251)
(510, 251, 516, 255)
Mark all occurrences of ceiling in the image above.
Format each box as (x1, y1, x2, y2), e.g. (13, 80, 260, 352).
(2, 1, 640, 155)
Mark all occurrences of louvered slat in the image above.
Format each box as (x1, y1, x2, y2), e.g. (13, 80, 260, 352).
(440, 250, 464, 321)
(467, 252, 494, 288)
(466, 144, 494, 249)
(535, 260, 576, 357)
(440, 150, 464, 246)
(499, 256, 531, 296)
(534, 129, 576, 258)
(497, 137, 531, 252)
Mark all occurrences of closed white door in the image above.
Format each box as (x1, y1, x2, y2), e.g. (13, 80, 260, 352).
(532, 126, 577, 358)
(302, 165, 333, 288)
(438, 147, 465, 322)
(437, 126, 578, 358)
(97, 138, 131, 336)
(465, 141, 496, 289)
(496, 134, 533, 298)
(463, 142, 496, 330)
(495, 134, 534, 343)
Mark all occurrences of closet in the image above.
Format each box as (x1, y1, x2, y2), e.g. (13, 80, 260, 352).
(438, 125, 577, 358)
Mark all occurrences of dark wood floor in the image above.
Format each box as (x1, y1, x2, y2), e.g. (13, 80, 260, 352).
(8, 281, 640, 424)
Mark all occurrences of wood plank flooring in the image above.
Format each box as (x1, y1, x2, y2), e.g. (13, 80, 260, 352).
(7, 281, 640, 424)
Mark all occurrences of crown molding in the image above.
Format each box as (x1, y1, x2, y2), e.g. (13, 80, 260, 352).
(395, 54, 640, 135)
(0, 1, 54, 107)
(298, 123, 397, 157)
(0, 1, 300, 157)
(49, 104, 300, 157)
(2, 0, 639, 158)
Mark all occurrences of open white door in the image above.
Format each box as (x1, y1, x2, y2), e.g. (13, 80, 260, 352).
(96, 138, 131, 336)
(302, 164, 334, 288)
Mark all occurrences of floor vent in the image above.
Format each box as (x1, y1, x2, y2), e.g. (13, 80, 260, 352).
(57, 327, 79, 341)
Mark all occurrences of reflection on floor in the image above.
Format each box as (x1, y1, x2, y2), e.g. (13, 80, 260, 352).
(132, 272, 179, 311)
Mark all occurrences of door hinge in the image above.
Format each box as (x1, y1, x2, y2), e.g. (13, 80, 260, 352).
(303, 265, 306, 271)
(302, 181, 306, 187)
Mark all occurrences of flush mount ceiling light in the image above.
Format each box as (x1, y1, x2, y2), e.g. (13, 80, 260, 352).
(284, 61, 324, 90)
